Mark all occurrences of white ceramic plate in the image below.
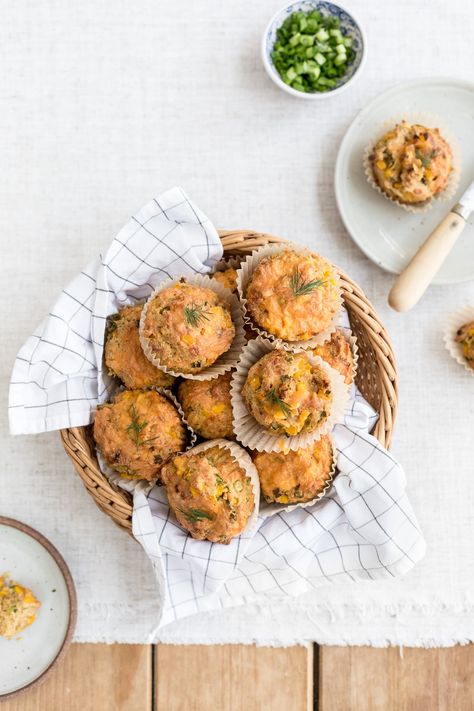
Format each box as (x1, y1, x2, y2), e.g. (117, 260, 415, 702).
(0, 518, 76, 700)
(335, 77, 474, 284)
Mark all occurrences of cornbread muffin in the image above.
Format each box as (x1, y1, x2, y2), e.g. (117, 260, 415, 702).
(242, 349, 332, 437)
(178, 373, 234, 440)
(161, 445, 254, 544)
(370, 121, 453, 204)
(455, 321, 474, 370)
(312, 329, 354, 385)
(105, 305, 175, 389)
(0, 574, 40, 639)
(245, 249, 340, 340)
(213, 267, 238, 293)
(141, 281, 235, 374)
(93, 389, 187, 481)
(253, 435, 333, 504)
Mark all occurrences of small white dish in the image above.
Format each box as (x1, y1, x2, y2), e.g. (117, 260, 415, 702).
(335, 77, 474, 284)
(0, 517, 76, 700)
(261, 1, 367, 100)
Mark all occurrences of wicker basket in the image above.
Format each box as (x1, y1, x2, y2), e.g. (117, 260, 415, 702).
(60, 231, 398, 534)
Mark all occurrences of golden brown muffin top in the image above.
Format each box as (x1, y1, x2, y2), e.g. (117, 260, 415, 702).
(242, 349, 333, 437)
(161, 445, 254, 544)
(253, 435, 333, 504)
(312, 329, 354, 385)
(371, 121, 452, 204)
(212, 267, 238, 293)
(93, 389, 187, 481)
(105, 304, 175, 389)
(245, 249, 340, 341)
(0, 574, 40, 639)
(141, 281, 235, 374)
(455, 321, 474, 370)
(178, 372, 234, 440)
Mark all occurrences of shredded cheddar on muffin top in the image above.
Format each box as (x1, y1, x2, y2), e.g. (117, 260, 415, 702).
(161, 445, 254, 544)
(178, 372, 234, 440)
(104, 304, 175, 389)
(242, 349, 333, 437)
(93, 389, 187, 481)
(370, 121, 452, 204)
(141, 281, 235, 374)
(0, 574, 40, 639)
(253, 435, 333, 504)
(245, 249, 340, 341)
(455, 321, 474, 371)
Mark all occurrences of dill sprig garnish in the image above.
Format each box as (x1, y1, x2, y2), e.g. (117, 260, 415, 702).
(183, 302, 211, 327)
(289, 267, 327, 297)
(126, 405, 148, 448)
(265, 387, 292, 418)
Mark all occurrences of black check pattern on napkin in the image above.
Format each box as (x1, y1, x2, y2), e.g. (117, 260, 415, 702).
(9, 187, 222, 434)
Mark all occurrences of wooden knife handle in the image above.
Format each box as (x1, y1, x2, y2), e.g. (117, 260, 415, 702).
(388, 211, 466, 312)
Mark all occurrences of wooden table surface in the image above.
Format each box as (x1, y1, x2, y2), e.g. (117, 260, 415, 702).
(2, 644, 472, 710)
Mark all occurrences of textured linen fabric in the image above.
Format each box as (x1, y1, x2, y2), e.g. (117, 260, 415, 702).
(1, 0, 474, 646)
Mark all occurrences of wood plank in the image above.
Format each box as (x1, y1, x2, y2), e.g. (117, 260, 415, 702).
(155, 643, 313, 711)
(3, 643, 152, 711)
(319, 645, 474, 711)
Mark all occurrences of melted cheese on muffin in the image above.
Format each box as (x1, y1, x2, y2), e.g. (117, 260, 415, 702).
(105, 305, 175, 389)
(455, 321, 474, 370)
(212, 267, 238, 293)
(141, 281, 235, 374)
(93, 390, 187, 481)
(242, 349, 333, 437)
(312, 329, 354, 384)
(161, 445, 254, 544)
(371, 121, 452, 204)
(0, 575, 40, 639)
(245, 249, 340, 341)
(253, 435, 333, 504)
(178, 373, 234, 440)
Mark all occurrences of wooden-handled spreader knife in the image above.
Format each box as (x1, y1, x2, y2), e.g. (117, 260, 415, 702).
(389, 181, 474, 312)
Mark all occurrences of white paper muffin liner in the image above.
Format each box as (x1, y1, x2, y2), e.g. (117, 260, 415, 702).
(95, 387, 197, 493)
(236, 243, 344, 352)
(443, 305, 474, 377)
(231, 337, 350, 453)
(258, 435, 337, 517)
(314, 327, 359, 387)
(363, 112, 461, 214)
(139, 274, 246, 380)
(166, 438, 261, 537)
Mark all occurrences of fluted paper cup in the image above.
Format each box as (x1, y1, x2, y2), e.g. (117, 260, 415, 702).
(443, 306, 474, 376)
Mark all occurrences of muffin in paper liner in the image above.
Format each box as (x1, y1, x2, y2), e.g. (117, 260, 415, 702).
(363, 112, 460, 214)
(443, 305, 474, 377)
(231, 337, 350, 453)
(95, 387, 197, 493)
(236, 243, 344, 352)
(211, 255, 244, 293)
(256, 436, 337, 517)
(139, 274, 246, 380)
(312, 327, 359, 386)
(162, 438, 261, 538)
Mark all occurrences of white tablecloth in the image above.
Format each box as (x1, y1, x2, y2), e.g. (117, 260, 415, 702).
(2, 0, 473, 646)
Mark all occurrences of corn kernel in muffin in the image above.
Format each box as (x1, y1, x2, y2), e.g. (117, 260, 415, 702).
(242, 349, 332, 437)
(455, 321, 474, 370)
(370, 121, 452, 205)
(178, 373, 234, 440)
(141, 281, 235, 374)
(212, 267, 238, 293)
(253, 435, 333, 504)
(245, 249, 340, 341)
(312, 329, 354, 385)
(0, 574, 40, 639)
(105, 305, 175, 389)
(161, 445, 254, 544)
(93, 389, 187, 481)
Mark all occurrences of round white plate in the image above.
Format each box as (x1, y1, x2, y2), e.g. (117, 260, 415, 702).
(0, 518, 76, 700)
(335, 77, 474, 284)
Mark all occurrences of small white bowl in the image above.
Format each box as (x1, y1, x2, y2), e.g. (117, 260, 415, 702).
(262, 1, 367, 100)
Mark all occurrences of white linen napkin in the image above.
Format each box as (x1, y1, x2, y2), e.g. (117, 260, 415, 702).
(9, 187, 425, 629)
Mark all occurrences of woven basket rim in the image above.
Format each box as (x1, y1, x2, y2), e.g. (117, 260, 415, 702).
(60, 230, 398, 535)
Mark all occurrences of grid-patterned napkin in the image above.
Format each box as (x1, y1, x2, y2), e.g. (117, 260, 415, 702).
(9, 188, 426, 629)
